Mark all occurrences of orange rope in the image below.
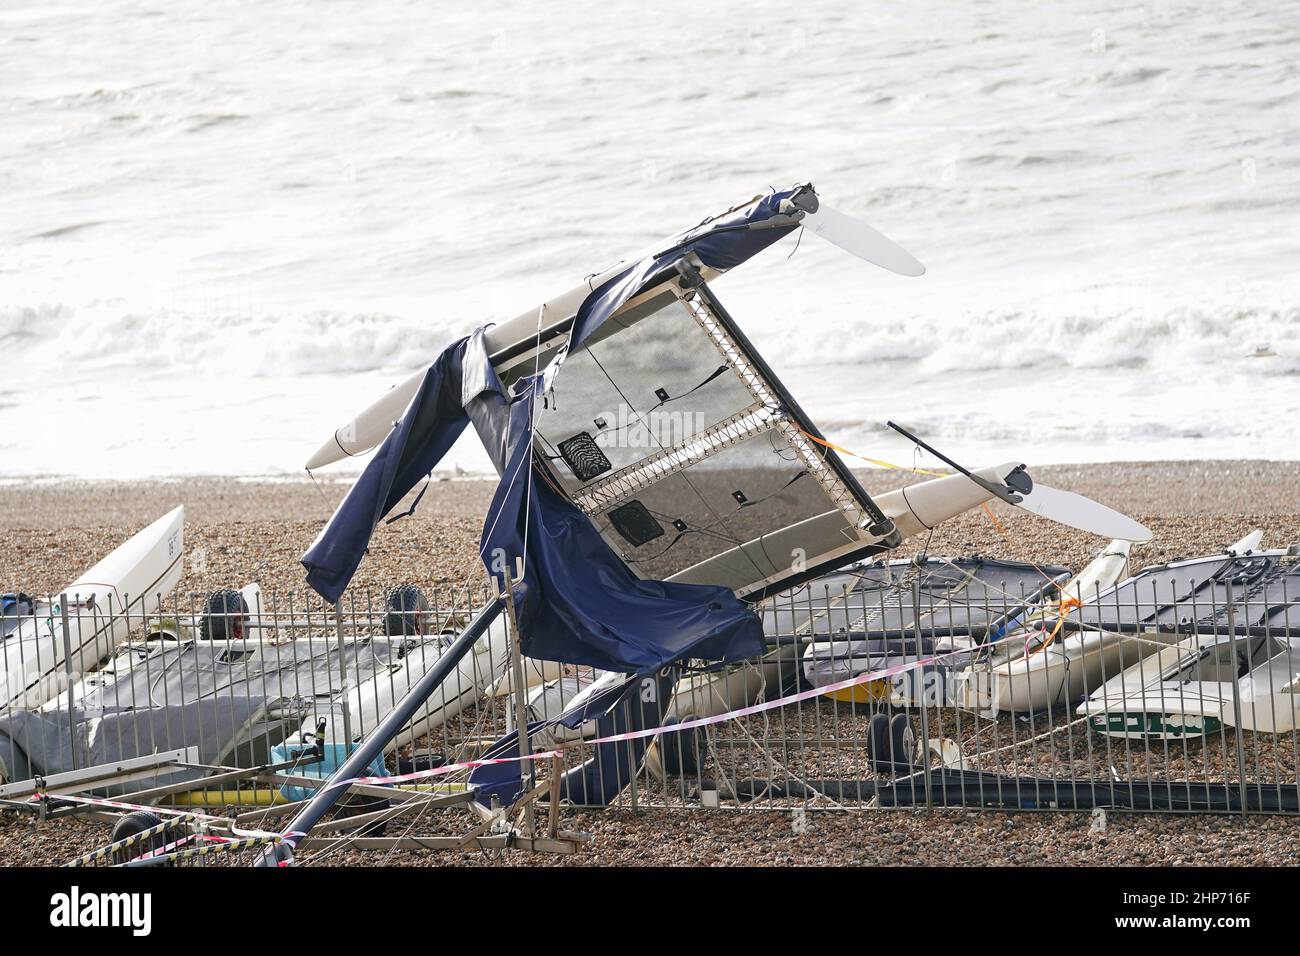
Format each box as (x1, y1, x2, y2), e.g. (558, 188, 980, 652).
(1029, 595, 1083, 656)
(980, 501, 1008, 535)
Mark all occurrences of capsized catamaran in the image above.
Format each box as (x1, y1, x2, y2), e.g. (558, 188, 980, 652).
(275, 183, 1151, 856)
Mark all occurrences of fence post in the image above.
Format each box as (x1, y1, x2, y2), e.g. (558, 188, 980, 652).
(58, 593, 77, 772)
(1223, 586, 1250, 818)
(911, 579, 932, 809)
(500, 558, 537, 834)
(333, 601, 353, 747)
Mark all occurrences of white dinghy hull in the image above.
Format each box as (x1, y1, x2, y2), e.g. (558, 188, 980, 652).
(955, 541, 1137, 715)
(1, 506, 184, 713)
(1079, 631, 1300, 740)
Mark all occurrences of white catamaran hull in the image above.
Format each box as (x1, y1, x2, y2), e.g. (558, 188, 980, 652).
(1, 506, 184, 713)
(1079, 631, 1300, 740)
(958, 628, 1166, 717)
(326, 614, 511, 751)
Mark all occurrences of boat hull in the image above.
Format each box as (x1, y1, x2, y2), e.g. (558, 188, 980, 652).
(1, 506, 184, 713)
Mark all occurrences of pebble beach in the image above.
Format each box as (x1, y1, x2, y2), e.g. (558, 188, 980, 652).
(2, 459, 1298, 866)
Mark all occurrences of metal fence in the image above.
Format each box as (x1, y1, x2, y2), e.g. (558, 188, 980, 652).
(3, 551, 1300, 862)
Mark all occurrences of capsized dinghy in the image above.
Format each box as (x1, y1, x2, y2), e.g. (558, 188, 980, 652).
(42, 591, 510, 760)
(1078, 538, 1300, 739)
(1, 506, 184, 713)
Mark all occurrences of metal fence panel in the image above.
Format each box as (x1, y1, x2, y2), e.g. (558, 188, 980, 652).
(4, 550, 1299, 853)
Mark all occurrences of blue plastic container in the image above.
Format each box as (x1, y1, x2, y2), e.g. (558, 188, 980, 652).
(271, 740, 390, 802)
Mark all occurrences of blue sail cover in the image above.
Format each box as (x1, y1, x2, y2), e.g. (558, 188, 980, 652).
(302, 337, 471, 602)
(545, 187, 799, 387)
(468, 668, 680, 809)
(483, 380, 764, 672)
(301, 186, 802, 610)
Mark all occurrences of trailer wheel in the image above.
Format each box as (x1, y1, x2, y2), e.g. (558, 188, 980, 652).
(889, 714, 916, 772)
(867, 713, 891, 774)
(660, 717, 701, 777)
(110, 810, 170, 865)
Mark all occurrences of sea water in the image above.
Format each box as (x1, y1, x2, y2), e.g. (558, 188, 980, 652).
(2, 0, 1297, 479)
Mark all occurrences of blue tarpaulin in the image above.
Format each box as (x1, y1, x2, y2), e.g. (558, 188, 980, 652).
(482, 379, 764, 672)
(302, 337, 472, 602)
(467, 668, 680, 809)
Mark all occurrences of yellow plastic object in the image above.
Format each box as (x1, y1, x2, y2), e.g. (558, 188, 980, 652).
(826, 680, 890, 705)
(169, 781, 468, 807)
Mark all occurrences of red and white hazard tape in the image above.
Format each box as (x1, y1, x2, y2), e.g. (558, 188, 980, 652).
(30, 607, 1064, 850)
(319, 617, 1049, 795)
(31, 791, 281, 839)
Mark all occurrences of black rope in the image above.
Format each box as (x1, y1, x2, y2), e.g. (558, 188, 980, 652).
(384, 473, 433, 524)
(786, 225, 804, 260)
(645, 364, 730, 413)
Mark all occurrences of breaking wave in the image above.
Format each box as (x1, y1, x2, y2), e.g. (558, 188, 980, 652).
(801, 302, 1300, 376)
(5, 293, 1297, 383)
(0, 301, 466, 379)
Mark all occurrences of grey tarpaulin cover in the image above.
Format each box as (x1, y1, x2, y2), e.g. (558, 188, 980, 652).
(55, 633, 445, 725)
(1074, 548, 1300, 635)
(796, 556, 1070, 691)
(0, 697, 268, 795)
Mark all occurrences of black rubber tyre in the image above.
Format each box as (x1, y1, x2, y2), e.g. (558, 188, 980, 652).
(110, 810, 169, 865)
(338, 795, 391, 836)
(660, 717, 701, 777)
(867, 713, 892, 774)
(397, 753, 446, 776)
(199, 588, 249, 641)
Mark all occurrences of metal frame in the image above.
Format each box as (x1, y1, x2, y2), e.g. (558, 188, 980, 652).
(2, 554, 1297, 864)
